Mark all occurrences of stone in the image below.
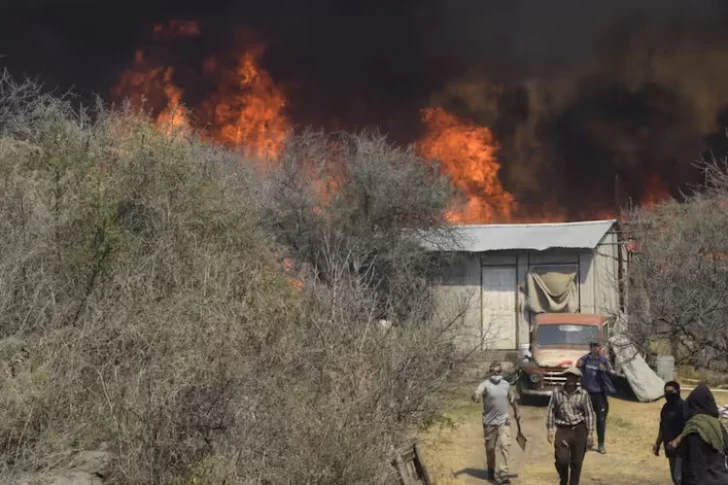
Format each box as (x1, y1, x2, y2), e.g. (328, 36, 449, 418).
(16, 470, 103, 485)
(13, 449, 115, 485)
(67, 451, 114, 478)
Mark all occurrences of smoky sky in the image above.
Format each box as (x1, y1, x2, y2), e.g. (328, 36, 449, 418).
(2, 0, 728, 216)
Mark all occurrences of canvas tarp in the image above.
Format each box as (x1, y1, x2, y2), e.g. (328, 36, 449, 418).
(609, 334, 665, 402)
(525, 268, 578, 313)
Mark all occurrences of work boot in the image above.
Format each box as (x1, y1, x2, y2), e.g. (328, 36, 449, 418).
(597, 443, 606, 454)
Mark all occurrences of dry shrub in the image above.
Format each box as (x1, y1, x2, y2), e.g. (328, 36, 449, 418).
(625, 158, 728, 371)
(265, 130, 457, 321)
(0, 73, 464, 485)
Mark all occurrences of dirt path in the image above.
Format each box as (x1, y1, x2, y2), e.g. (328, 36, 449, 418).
(418, 388, 673, 485)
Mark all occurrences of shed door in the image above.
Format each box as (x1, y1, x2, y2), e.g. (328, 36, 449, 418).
(482, 266, 518, 350)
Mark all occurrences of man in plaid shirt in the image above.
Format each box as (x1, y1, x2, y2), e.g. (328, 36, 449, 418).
(546, 366, 596, 485)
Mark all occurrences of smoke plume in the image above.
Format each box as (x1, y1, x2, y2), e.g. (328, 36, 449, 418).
(2, 0, 728, 218)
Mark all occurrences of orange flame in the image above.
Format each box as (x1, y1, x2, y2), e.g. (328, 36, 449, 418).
(112, 49, 192, 134)
(200, 45, 290, 160)
(155, 68, 191, 134)
(114, 22, 672, 225)
(641, 172, 670, 208)
(114, 23, 288, 157)
(112, 49, 157, 108)
(310, 175, 340, 215)
(283, 257, 304, 291)
(418, 107, 516, 223)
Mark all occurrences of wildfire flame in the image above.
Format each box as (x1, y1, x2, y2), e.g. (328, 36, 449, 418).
(418, 107, 516, 223)
(283, 257, 304, 291)
(113, 20, 674, 225)
(156, 69, 191, 134)
(417, 107, 677, 224)
(641, 172, 671, 207)
(200, 46, 289, 160)
(113, 22, 289, 158)
(112, 49, 192, 135)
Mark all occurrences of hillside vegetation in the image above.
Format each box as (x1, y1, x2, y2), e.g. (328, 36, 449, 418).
(0, 74, 465, 485)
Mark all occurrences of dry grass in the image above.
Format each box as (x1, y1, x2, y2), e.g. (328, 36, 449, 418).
(418, 387, 672, 485)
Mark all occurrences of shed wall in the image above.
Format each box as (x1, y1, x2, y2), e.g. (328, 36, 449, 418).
(579, 251, 596, 313)
(434, 227, 624, 351)
(433, 253, 482, 350)
(480, 248, 590, 350)
(593, 229, 621, 316)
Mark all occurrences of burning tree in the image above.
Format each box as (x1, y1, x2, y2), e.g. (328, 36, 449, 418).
(625, 160, 728, 370)
(264, 130, 458, 322)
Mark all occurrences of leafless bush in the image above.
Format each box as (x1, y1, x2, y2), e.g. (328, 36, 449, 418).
(0, 75, 463, 485)
(625, 158, 728, 371)
(264, 130, 457, 322)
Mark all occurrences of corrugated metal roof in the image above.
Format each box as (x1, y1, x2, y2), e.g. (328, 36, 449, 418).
(422, 219, 617, 252)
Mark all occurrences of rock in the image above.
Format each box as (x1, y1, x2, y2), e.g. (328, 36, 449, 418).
(67, 451, 114, 478)
(13, 449, 115, 485)
(16, 470, 103, 485)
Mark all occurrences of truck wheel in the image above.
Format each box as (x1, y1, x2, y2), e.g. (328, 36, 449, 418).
(516, 380, 532, 406)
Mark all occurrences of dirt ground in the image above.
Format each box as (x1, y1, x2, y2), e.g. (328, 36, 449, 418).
(418, 385, 673, 485)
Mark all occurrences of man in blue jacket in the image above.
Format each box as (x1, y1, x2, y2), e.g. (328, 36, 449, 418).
(576, 341, 614, 454)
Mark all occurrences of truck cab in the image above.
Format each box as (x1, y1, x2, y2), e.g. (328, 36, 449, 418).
(518, 313, 609, 398)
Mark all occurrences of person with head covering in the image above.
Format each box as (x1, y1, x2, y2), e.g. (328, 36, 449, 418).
(668, 383, 728, 485)
(576, 341, 615, 453)
(546, 366, 596, 485)
(652, 381, 689, 484)
(472, 361, 521, 485)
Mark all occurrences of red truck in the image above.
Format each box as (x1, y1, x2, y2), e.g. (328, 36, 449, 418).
(516, 313, 613, 399)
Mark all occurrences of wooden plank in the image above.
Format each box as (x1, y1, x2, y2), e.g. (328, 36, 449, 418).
(395, 454, 416, 485)
(392, 442, 435, 485)
(400, 449, 416, 462)
(413, 443, 433, 485)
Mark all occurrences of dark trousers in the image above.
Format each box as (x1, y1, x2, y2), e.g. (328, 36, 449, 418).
(554, 422, 588, 485)
(668, 454, 682, 485)
(588, 392, 608, 446)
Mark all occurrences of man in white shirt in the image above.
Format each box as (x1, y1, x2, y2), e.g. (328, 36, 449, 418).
(472, 362, 521, 485)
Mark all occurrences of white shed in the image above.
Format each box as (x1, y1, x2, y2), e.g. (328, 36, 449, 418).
(426, 219, 626, 352)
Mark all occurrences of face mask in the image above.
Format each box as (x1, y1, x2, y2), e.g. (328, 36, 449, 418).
(665, 392, 679, 403)
(490, 375, 503, 383)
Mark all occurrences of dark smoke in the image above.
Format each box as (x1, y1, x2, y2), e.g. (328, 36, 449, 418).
(2, 0, 728, 217)
(424, 0, 728, 214)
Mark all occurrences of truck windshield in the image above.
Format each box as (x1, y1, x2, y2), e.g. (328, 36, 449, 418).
(536, 324, 599, 345)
